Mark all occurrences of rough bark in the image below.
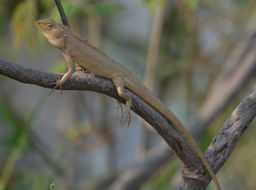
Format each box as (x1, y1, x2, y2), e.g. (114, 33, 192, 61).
(179, 85, 256, 189)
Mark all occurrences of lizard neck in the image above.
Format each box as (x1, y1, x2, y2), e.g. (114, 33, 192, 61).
(48, 36, 65, 49)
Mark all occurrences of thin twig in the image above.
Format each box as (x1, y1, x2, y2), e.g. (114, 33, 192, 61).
(54, 0, 70, 26)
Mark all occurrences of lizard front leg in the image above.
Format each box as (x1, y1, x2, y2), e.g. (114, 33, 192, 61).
(49, 53, 75, 95)
(60, 53, 75, 84)
(112, 74, 132, 126)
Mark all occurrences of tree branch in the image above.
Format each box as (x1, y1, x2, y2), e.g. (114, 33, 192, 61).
(179, 84, 256, 189)
(0, 58, 216, 188)
(108, 15, 256, 190)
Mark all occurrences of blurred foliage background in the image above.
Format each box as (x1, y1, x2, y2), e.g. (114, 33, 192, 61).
(0, 0, 256, 189)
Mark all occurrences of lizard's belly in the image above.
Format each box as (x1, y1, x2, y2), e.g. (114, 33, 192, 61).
(73, 54, 117, 79)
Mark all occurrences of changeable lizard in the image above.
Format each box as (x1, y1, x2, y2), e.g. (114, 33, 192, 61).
(35, 19, 221, 190)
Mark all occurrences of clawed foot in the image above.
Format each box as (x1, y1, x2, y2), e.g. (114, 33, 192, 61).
(112, 101, 123, 117)
(112, 101, 131, 126)
(120, 106, 131, 127)
(47, 75, 63, 96)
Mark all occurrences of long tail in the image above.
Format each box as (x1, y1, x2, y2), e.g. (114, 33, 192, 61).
(127, 79, 221, 190)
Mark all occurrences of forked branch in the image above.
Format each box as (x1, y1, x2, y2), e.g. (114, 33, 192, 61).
(0, 58, 218, 189)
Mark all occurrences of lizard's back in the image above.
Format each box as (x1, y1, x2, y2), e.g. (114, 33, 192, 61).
(65, 31, 133, 80)
(66, 30, 186, 125)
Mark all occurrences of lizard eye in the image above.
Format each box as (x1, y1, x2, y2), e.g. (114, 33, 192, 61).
(47, 24, 53, 29)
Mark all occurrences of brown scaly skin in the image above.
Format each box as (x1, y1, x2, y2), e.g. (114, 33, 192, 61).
(35, 19, 221, 190)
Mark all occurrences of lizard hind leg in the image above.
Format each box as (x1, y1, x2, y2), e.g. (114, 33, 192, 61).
(113, 75, 132, 126)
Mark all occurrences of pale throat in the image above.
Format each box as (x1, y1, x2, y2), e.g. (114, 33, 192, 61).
(45, 32, 65, 49)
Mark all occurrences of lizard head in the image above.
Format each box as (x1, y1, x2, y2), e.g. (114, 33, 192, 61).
(35, 19, 59, 37)
(35, 19, 66, 48)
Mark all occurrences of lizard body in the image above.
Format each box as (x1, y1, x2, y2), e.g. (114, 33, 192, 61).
(36, 19, 220, 190)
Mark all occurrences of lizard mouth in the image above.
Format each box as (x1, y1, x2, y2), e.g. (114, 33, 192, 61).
(35, 19, 45, 26)
(35, 20, 44, 30)
(35, 20, 39, 25)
